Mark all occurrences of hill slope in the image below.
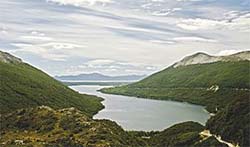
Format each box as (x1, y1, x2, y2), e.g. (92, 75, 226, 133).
(206, 93, 250, 146)
(0, 51, 103, 116)
(0, 106, 147, 147)
(0, 106, 225, 147)
(101, 51, 250, 112)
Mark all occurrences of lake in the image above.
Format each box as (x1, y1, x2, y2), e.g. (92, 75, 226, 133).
(71, 85, 210, 131)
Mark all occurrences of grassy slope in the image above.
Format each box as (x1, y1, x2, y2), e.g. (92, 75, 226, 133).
(0, 107, 225, 147)
(101, 61, 250, 112)
(0, 107, 147, 147)
(0, 61, 104, 116)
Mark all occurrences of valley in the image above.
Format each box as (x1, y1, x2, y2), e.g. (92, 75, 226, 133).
(0, 51, 249, 147)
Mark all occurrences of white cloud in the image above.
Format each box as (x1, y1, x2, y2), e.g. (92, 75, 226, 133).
(85, 59, 115, 66)
(152, 11, 171, 16)
(31, 31, 45, 36)
(41, 42, 86, 49)
(11, 42, 84, 61)
(177, 12, 250, 32)
(20, 36, 53, 41)
(173, 37, 217, 43)
(68, 58, 159, 75)
(152, 8, 182, 16)
(46, 0, 113, 6)
(11, 43, 67, 61)
(176, 0, 202, 2)
(177, 18, 225, 30)
(17, 30, 51, 41)
(150, 40, 175, 44)
(141, 3, 153, 9)
(1, 27, 8, 34)
(217, 49, 250, 56)
(152, 0, 164, 2)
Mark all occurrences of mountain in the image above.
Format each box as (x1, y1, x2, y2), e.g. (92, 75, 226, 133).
(173, 51, 250, 67)
(101, 51, 250, 146)
(0, 51, 103, 116)
(55, 73, 146, 81)
(101, 51, 250, 112)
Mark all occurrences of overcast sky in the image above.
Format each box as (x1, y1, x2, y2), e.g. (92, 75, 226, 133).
(0, 0, 249, 76)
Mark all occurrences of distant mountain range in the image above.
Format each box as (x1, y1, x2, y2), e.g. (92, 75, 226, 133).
(55, 73, 146, 81)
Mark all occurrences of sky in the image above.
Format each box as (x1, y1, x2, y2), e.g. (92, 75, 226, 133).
(0, 0, 249, 76)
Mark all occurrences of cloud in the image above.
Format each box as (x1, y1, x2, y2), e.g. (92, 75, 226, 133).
(46, 0, 113, 6)
(150, 40, 175, 44)
(20, 36, 53, 41)
(41, 42, 86, 49)
(177, 18, 224, 30)
(217, 49, 250, 56)
(173, 36, 217, 43)
(1, 0, 249, 76)
(11, 43, 67, 61)
(67, 58, 159, 75)
(19, 30, 53, 41)
(11, 41, 85, 61)
(0, 26, 8, 34)
(85, 59, 115, 66)
(152, 8, 182, 16)
(176, 0, 202, 1)
(177, 11, 250, 32)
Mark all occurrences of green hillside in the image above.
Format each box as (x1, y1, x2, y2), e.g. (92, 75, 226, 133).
(131, 61, 250, 89)
(149, 121, 204, 147)
(206, 93, 250, 146)
(101, 61, 250, 112)
(0, 51, 103, 116)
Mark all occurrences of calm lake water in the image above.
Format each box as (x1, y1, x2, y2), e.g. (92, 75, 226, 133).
(71, 85, 210, 131)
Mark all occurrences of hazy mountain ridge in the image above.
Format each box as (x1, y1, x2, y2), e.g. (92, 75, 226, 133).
(55, 73, 146, 81)
(173, 51, 250, 67)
